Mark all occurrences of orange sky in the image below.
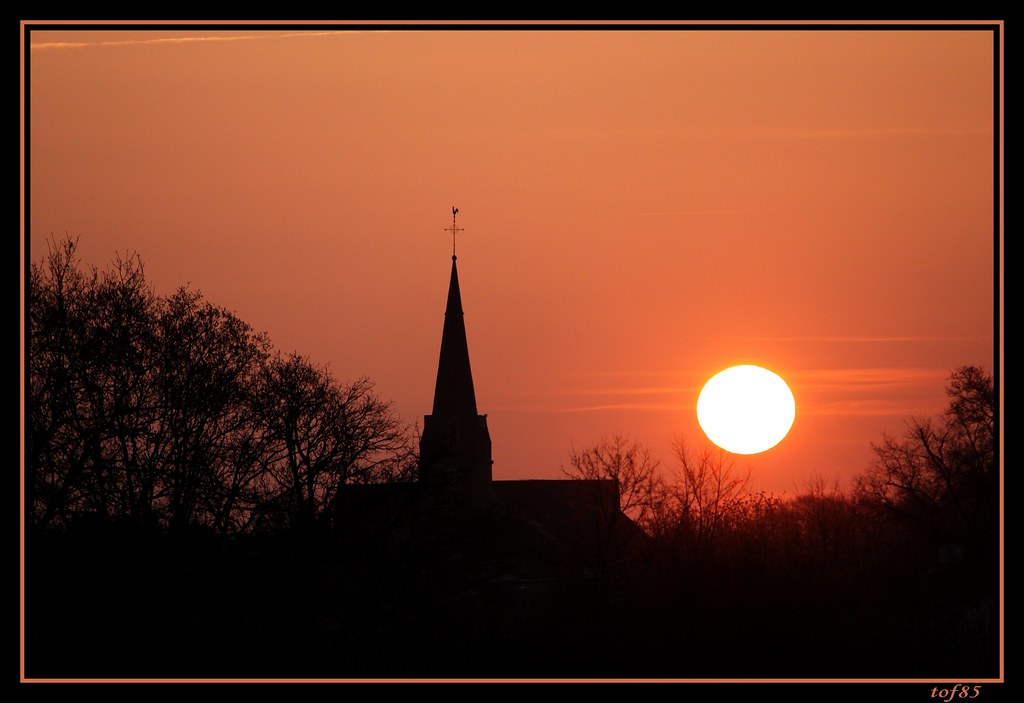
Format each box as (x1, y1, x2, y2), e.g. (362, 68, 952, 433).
(24, 23, 1000, 495)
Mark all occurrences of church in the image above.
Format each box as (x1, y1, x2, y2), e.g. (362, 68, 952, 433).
(339, 212, 641, 590)
(328, 217, 646, 676)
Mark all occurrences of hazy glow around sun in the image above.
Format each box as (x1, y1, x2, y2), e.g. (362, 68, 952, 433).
(696, 365, 796, 454)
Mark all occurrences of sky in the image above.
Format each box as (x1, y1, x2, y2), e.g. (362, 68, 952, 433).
(24, 22, 1000, 496)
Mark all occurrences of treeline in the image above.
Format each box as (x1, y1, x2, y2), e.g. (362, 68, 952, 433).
(27, 237, 416, 535)
(568, 365, 995, 568)
(559, 365, 997, 676)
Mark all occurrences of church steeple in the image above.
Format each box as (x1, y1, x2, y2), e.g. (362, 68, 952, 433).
(419, 209, 492, 499)
(431, 256, 478, 418)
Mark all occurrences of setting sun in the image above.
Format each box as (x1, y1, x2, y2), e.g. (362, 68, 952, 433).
(696, 365, 796, 454)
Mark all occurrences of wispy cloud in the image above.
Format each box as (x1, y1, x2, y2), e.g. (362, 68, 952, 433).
(582, 369, 689, 379)
(742, 125, 991, 140)
(500, 366, 950, 417)
(810, 399, 931, 417)
(634, 208, 778, 217)
(505, 386, 694, 397)
(498, 401, 687, 415)
(500, 382, 695, 414)
(30, 30, 359, 51)
(791, 366, 948, 389)
(791, 367, 950, 417)
(735, 335, 988, 344)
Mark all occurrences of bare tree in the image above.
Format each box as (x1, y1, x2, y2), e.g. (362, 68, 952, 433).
(562, 433, 661, 583)
(147, 287, 271, 531)
(790, 476, 862, 566)
(28, 238, 161, 528)
(564, 432, 661, 526)
(29, 236, 96, 528)
(665, 437, 751, 556)
(856, 365, 995, 558)
(252, 353, 408, 531)
(29, 237, 416, 538)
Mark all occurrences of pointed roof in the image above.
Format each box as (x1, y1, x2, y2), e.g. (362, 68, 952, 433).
(431, 256, 479, 418)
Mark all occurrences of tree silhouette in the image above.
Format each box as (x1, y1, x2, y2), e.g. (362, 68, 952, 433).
(562, 432, 659, 582)
(661, 437, 751, 558)
(29, 238, 161, 528)
(856, 365, 995, 560)
(152, 287, 271, 531)
(564, 432, 660, 525)
(251, 353, 409, 531)
(27, 236, 411, 535)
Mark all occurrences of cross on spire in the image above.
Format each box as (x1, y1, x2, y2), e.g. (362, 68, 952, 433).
(443, 206, 464, 259)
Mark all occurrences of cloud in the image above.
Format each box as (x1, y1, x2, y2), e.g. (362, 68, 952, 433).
(501, 367, 700, 406)
(499, 383, 694, 414)
(501, 401, 686, 415)
(740, 125, 991, 140)
(791, 366, 948, 389)
(735, 335, 988, 344)
(29, 30, 358, 52)
(635, 208, 776, 217)
(810, 399, 933, 417)
(790, 367, 950, 417)
(501, 366, 951, 417)
(505, 385, 694, 397)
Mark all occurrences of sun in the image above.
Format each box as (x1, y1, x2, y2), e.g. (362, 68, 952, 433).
(696, 365, 796, 454)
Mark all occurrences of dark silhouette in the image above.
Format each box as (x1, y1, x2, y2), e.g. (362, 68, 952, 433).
(24, 234, 998, 681)
(857, 365, 995, 563)
(27, 237, 411, 535)
(420, 254, 492, 498)
(444, 206, 464, 257)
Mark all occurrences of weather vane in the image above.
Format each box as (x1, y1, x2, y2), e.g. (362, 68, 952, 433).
(443, 206, 463, 259)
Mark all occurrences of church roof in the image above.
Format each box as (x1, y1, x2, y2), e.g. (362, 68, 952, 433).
(430, 256, 479, 418)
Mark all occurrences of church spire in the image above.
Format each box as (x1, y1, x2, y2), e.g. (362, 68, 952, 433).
(431, 256, 479, 417)
(420, 208, 492, 496)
